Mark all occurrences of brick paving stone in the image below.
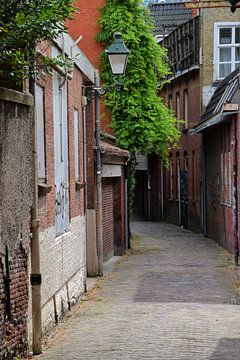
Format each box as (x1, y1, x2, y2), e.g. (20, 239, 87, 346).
(36, 221, 240, 360)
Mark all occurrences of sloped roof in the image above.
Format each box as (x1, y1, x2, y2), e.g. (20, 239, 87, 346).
(149, 2, 193, 36)
(100, 141, 130, 158)
(193, 67, 240, 133)
(201, 67, 240, 122)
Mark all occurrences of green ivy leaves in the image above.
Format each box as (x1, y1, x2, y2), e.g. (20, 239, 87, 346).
(97, 0, 179, 160)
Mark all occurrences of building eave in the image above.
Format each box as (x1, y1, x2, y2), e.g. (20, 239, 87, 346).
(192, 111, 238, 134)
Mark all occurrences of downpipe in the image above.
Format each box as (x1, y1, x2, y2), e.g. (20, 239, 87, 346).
(30, 80, 42, 355)
(95, 71, 103, 276)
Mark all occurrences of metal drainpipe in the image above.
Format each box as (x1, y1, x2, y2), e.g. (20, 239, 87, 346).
(233, 117, 239, 266)
(95, 71, 103, 276)
(82, 91, 88, 211)
(29, 80, 42, 355)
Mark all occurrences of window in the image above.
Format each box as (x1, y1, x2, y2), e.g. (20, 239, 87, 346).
(176, 92, 181, 129)
(168, 94, 173, 110)
(214, 23, 240, 80)
(220, 123, 231, 206)
(184, 151, 188, 171)
(183, 89, 188, 129)
(36, 84, 46, 181)
(169, 156, 174, 199)
(74, 110, 80, 181)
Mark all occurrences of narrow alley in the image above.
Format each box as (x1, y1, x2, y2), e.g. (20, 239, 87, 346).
(37, 221, 240, 360)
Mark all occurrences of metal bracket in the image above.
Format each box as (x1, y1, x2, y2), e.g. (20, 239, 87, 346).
(85, 84, 123, 102)
(31, 273, 42, 285)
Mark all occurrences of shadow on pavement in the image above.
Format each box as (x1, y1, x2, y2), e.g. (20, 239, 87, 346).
(210, 338, 240, 359)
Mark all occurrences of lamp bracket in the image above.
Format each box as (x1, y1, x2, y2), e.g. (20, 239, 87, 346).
(85, 84, 123, 102)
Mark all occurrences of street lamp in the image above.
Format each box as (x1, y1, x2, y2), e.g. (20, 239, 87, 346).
(85, 32, 129, 276)
(105, 32, 129, 76)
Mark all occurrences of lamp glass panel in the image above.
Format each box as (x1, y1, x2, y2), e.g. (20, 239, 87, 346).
(108, 54, 127, 75)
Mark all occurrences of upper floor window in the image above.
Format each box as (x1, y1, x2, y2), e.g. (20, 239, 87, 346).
(168, 94, 173, 110)
(214, 23, 240, 80)
(183, 89, 188, 129)
(176, 92, 181, 129)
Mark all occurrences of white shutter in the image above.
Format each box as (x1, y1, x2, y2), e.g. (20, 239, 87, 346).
(74, 110, 79, 181)
(36, 84, 46, 180)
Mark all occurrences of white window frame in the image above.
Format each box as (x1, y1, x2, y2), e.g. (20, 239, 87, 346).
(214, 22, 240, 81)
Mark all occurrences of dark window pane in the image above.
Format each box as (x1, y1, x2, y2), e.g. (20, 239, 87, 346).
(236, 27, 240, 44)
(219, 28, 232, 44)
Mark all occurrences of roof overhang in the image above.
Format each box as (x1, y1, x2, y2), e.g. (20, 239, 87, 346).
(192, 111, 238, 134)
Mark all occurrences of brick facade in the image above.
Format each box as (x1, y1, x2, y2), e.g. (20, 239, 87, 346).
(158, 71, 202, 231)
(203, 124, 235, 252)
(68, 1, 130, 263)
(36, 42, 88, 332)
(0, 245, 28, 359)
(0, 89, 34, 357)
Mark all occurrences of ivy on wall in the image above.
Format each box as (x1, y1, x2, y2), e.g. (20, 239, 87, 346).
(97, 0, 179, 160)
(0, 0, 76, 83)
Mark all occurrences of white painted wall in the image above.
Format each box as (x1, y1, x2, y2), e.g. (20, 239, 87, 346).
(39, 215, 86, 332)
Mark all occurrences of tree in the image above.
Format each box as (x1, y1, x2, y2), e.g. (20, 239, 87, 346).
(0, 0, 76, 83)
(97, 0, 179, 160)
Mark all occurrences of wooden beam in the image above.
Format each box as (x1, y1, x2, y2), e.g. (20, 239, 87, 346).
(223, 103, 239, 111)
(185, 1, 240, 9)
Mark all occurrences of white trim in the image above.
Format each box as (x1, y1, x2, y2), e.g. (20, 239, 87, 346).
(55, 33, 96, 83)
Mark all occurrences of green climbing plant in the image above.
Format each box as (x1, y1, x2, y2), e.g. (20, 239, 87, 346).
(97, 0, 179, 160)
(0, 0, 77, 83)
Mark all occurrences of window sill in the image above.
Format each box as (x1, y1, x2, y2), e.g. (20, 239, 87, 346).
(75, 181, 84, 191)
(38, 183, 52, 196)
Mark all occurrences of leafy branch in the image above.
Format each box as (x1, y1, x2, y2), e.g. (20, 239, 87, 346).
(0, 0, 77, 83)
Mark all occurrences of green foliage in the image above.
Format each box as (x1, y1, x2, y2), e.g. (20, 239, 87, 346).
(0, 0, 76, 82)
(97, 0, 179, 160)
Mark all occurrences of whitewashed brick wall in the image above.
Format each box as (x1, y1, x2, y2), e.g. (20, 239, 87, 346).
(39, 215, 86, 332)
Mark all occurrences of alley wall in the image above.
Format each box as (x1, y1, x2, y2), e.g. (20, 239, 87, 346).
(0, 88, 34, 359)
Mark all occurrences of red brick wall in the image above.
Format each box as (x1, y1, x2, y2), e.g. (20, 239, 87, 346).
(37, 45, 85, 230)
(204, 123, 234, 253)
(68, 0, 105, 70)
(159, 71, 202, 231)
(67, 0, 113, 134)
(102, 178, 114, 260)
(0, 245, 28, 359)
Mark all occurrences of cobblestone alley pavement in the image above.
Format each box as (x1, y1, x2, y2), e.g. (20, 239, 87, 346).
(37, 221, 240, 360)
